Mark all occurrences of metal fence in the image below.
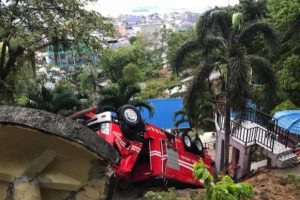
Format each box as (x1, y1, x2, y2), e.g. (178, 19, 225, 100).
(216, 103, 292, 152)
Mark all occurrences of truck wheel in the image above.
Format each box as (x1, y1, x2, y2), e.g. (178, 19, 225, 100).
(118, 105, 145, 141)
(181, 132, 193, 151)
(118, 105, 142, 128)
(192, 136, 205, 156)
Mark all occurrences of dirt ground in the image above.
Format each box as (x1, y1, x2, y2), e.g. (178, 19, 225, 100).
(244, 169, 300, 200)
(112, 167, 300, 200)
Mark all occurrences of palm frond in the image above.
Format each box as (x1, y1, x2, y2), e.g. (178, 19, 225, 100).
(172, 40, 200, 75)
(174, 118, 190, 128)
(196, 9, 231, 41)
(130, 98, 155, 118)
(238, 22, 278, 53)
(173, 109, 187, 121)
(124, 84, 141, 102)
(203, 36, 227, 55)
(247, 55, 277, 109)
(199, 100, 215, 111)
(228, 56, 250, 112)
(184, 64, 215, 117)
(100, 83, 120, 97)
(202, 118, 215, 123)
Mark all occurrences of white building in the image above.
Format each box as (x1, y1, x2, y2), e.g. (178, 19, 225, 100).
(132, 23, 163, 36)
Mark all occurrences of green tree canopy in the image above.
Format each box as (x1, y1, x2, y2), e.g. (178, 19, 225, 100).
(99, 37, 161, 83)
(277, 55, 300, 106)
(268, 0, 300, 59)
(166, 29, 202, 71)
(25, 83, 80, 116)
(0, 0, 114, 102)
(98, 78, 154, 116)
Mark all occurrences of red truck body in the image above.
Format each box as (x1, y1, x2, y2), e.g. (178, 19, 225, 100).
(85, 110, 214, 187)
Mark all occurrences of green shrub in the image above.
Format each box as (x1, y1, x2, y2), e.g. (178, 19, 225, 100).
(271, 100, 298, 116)
(285, 175, 300, 189)
(143, 188, 177, 200)
(193, 161, 254, 200)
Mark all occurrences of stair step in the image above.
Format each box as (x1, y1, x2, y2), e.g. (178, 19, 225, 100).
(279, 153, 297, 161)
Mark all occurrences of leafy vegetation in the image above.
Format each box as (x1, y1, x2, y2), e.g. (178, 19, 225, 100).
(268, 0, 300, 60)
(277, 55, 300, 106)
(98, 78, 154, 115)
(166, 29, 201, 70)
(174, 98, 215, 131)
(139, 77, 181, 99)
(0, 0, 114, 103)
(271, 100, 298, 116)
(143, 188, 177, 200)
(99, 35, 162, 83)
(23, 83, 80, 116)
(193, 161, 253, 200)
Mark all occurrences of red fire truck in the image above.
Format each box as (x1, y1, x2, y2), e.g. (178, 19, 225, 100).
(76, 105, 214, 187)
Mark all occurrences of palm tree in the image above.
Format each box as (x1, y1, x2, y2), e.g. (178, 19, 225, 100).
(26, 84, 80, 116)
(173, 9, 277, 171)
(98, 78, 154, 116)
(174, 99, 215, 131)
(173, 109, 190, 128)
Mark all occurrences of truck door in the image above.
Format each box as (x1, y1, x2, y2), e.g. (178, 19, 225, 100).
(166, 144, 180, 171)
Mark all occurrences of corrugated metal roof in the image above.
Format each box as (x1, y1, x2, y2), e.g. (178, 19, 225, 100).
(140, 98, 190, 130)
(273, 110, 300, 135)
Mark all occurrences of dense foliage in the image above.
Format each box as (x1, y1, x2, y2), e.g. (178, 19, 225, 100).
(21, 83, 80, 116)
(0, 0, 114, 102)
(99, 35, 162, 83)
(277, 55, 300, 106)
(98, 78, 154, 115)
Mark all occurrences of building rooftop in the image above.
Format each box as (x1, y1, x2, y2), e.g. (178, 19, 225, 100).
(273, 110, 300, 135)
(140, 98, 190, 130)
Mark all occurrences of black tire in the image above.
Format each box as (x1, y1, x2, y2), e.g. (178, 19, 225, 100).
(192, 136, 205, 157)
(118, 105, 145, 141)
(118, 105, 142, 128)
(181, 132, 193, 151)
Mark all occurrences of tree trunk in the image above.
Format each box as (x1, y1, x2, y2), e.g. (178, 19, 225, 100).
(1, 46, 25, 81)
(223, 99, 231, 173)
(0, 40, 8, 73)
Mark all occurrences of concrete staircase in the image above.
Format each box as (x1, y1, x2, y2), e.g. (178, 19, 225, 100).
(216, 114, 299, 169)
(277, 149, 299, 168)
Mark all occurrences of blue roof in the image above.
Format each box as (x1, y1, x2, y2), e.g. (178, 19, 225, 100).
(140, 98, 190, 130)
(273, 110, 300, 135)
(125, 16, 142, 25)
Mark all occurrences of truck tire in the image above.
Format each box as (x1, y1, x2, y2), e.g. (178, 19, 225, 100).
(181, 132, 193, 151)
(118, 105, 143, 128)
(118, 105, 145, 141)
(192, 136, 205, 157)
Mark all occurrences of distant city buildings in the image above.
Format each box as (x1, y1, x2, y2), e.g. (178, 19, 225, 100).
(112, 11, 199, 48)
(39, 11, 200, 70)
(132, 23, 164, 36)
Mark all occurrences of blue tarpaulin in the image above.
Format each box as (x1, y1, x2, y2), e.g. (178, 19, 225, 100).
(139, 98, 190, 130)
(273, 110, 300, 135)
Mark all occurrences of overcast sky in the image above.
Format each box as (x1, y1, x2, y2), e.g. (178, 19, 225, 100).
(86, 0, 239, 16)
